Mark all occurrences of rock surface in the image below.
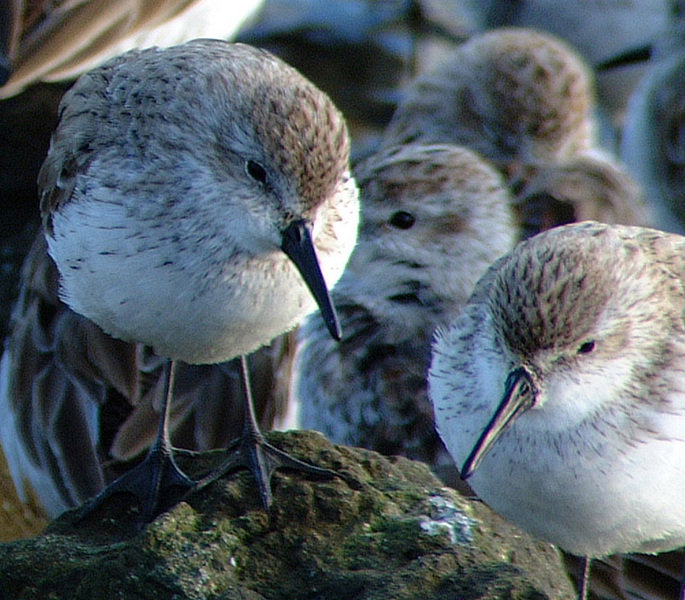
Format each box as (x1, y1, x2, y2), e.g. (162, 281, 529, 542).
(0, 431, 575, 600)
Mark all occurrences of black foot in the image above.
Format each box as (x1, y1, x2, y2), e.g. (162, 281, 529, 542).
(196, 432, 338, 510)
(77, 445, 195, 524)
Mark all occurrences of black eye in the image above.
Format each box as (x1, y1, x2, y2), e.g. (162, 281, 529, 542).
(577, 340, 595, 354)
(389, 211, 415, 229)
(246, 160, 268, 184)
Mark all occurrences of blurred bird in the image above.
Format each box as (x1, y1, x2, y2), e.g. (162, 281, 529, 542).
(511, 151, 651, 240)
(0, 0, 262, 99)
(466, 0, 669, 122)
(621, 1, 685, 235)
(292, 143, 517, 486)
(381, 27, 597, 172)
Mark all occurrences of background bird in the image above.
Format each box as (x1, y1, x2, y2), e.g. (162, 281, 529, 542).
(0, 0, 262, 99)
(621, 1, 685, 235)
(511, 151, 651, 240)
(292, 142, 517, 487)
(380, 27, 598, 171)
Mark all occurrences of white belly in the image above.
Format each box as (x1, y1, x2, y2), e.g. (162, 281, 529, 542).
(47, 203, 330, 364)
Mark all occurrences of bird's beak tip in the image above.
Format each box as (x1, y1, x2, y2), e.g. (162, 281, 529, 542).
(280, 219, 342, 342)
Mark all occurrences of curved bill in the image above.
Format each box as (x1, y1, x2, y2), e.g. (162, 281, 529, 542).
(461, 366, 536, 479)
(281, 219, 342, 341)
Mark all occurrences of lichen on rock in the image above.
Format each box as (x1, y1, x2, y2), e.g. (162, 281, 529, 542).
(0, 431, 575, 600)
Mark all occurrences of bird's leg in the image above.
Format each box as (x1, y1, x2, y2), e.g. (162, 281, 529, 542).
(195, 354, 337, 510)
(77, 360, 195, 522)
(578, 556, 591, 600)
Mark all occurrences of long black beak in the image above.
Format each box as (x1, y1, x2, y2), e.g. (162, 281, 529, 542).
(461, 366, 536, 479)
(281, 219, 342, 341)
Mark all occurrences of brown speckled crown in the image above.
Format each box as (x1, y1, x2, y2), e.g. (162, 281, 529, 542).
(488, 227, 633, 359)
(39, 40, 351, 227)
(355, 143, 509, 241)
(247, 70, 351, 214)
(467, 28, 592, 156)
(192, 40, 352, 215)
(382, 28, 593, 164)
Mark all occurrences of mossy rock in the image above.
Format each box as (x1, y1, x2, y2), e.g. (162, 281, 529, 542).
(0, 431, 575, 600)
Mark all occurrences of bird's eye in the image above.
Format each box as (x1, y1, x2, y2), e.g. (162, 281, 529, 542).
(246, 160, 268, 184)
(577, 340, 596, 354)
(389, 211, 415, 229)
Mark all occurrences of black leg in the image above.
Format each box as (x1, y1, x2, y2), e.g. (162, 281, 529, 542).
(196, 354, 337, 510)
(77, 360, 195, 523)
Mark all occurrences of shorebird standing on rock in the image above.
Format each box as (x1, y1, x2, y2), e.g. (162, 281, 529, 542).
(0, 38, 359, 521)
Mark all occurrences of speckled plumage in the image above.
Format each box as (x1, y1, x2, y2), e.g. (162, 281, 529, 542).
(0, 234, 287, 516)
(40, 40, 358, 364)
(430, 222, 685, 560)
(381, 27, 596, 169)
(0, 39, 359, 517)
(293, 143, 517, 484)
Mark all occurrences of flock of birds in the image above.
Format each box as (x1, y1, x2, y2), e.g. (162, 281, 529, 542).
(1, 2, 685, 600)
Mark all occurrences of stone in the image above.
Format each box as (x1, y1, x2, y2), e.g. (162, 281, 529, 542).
(0, 431, 575, 600)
